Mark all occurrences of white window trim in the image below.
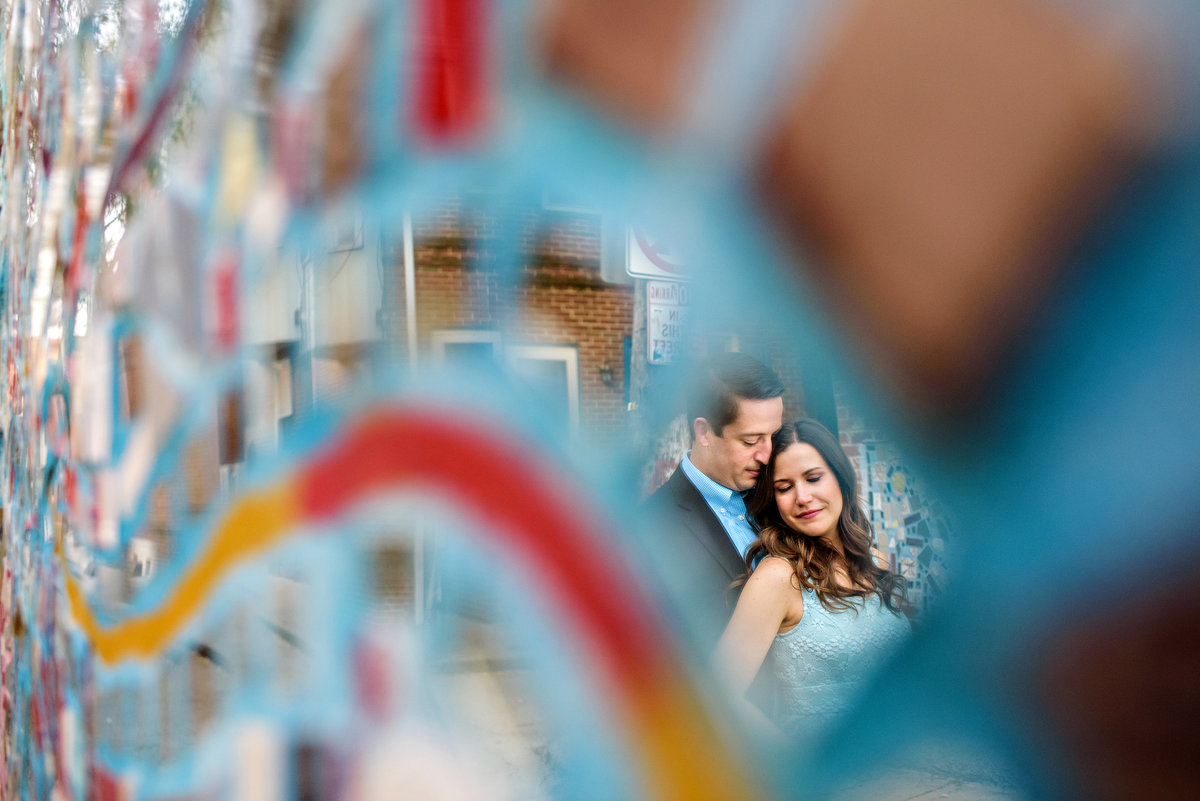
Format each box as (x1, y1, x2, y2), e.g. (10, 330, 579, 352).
(507, 343, 580, 433)
(429, 328, 504, 364)
(429, 331, 581, 433)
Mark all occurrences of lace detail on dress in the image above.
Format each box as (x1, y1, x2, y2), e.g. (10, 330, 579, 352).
(767, 583, 910, 738)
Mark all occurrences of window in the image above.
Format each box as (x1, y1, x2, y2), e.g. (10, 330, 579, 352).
(430, 329, 503, 368)
(508, 344, 580, 434)
(430, 331, 581, 434)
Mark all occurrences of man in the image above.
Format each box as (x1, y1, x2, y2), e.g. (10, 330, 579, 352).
(645, 351, 785, 643)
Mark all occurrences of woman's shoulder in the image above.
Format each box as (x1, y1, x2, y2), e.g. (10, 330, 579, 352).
(753, 556, 806, 632)
(750, 555, 800, 588)
(754, 554, 794, 573)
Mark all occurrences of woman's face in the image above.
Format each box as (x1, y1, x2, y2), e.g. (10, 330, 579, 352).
(772, 442, 844, 545)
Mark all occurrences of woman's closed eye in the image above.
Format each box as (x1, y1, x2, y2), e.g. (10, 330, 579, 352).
(774, 482, 792, 493)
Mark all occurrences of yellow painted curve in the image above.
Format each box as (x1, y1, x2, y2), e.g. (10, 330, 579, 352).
(62, 482, 297, 664)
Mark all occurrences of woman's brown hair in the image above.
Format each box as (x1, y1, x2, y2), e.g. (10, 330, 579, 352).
(742, 419, 907, 614)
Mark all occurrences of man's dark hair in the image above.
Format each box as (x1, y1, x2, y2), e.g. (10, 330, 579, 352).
(688, 352, 784, 436)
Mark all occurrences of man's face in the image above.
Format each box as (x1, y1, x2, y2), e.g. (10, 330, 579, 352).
(694, 396, 784, 491)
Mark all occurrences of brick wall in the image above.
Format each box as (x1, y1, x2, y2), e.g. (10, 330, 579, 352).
(394, 202, 633, 438)
(762, 341, 811, 424)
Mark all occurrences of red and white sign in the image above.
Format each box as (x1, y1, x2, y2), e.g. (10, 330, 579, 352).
(627, 228, 687, 280)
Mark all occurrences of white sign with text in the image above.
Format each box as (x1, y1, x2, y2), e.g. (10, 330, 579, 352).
(646, 280, 689, 365)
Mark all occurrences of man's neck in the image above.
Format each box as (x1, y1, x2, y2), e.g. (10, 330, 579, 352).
(683, 452, 738, 496)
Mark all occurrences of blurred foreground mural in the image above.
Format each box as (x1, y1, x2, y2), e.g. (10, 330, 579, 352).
(2, 0, 1200, 799)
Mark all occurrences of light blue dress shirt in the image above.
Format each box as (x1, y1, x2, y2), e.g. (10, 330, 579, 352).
(678, 452, 758, 558)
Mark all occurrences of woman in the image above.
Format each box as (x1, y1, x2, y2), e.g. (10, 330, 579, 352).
(714, 418, 910, 737)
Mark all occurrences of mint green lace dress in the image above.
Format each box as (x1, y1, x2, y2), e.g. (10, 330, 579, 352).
(767, 582, 910, 738)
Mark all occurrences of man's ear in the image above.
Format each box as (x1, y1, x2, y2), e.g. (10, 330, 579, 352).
(693, 417, 713, 446)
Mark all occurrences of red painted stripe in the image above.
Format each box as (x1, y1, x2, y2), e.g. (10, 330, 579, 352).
(298, 409, 665, 685)
(413, 0, 487, 143)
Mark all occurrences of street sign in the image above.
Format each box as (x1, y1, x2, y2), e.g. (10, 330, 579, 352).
(646, 280, 689, 365)
(627, 228, 687, 280)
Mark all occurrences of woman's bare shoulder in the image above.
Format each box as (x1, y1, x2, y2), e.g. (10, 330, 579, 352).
(751, 555, 799, 587)
(753, 556, 804, 630)
(755, 554, 794, 572)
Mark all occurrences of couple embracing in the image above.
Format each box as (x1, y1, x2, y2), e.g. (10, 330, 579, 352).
(646, 352, 909, 739)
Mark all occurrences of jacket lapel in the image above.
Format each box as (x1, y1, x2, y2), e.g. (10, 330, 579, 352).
(668, 470, 745, 581)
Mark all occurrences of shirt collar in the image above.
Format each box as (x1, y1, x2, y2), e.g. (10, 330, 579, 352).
(680, 452, 745, 510)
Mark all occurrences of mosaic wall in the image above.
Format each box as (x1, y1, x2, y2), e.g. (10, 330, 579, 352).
(862, 442, 955, 617)
(2, 1, 1200, 800)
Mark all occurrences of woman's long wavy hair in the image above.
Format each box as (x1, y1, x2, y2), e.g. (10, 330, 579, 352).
(741, 419, 907, 614)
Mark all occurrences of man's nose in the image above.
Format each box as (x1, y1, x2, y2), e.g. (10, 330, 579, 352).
(755, 442, 771, 464)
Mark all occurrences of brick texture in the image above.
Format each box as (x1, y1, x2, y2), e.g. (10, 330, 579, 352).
(392, 201, 633, 438)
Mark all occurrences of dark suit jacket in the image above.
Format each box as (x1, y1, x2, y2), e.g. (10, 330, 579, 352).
(644, 467, 749, 647)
